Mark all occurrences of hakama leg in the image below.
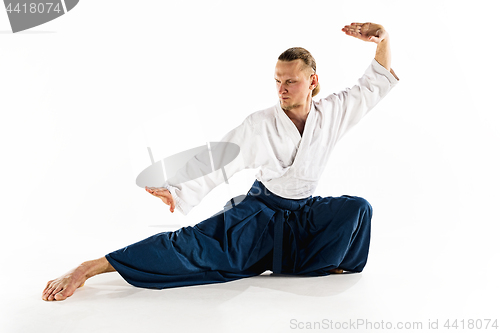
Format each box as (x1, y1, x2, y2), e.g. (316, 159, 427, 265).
(283, 195, 372, 275)
(105, 195, 276, 289)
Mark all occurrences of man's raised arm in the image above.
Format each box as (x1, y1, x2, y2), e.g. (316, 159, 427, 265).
(342, 22, 398, 79)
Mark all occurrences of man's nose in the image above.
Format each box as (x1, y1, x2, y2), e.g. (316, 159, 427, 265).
(278, 84, 287, 95)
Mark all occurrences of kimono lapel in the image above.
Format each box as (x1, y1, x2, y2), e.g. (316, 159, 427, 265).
(275, 103, 302, 145)
(275, 102, 316, 166)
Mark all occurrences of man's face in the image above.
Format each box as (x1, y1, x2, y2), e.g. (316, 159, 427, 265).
(275, 59, 316, 111)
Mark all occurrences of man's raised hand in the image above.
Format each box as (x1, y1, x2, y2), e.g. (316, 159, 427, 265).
(341, 22, 387, 44)
(145, 187, 176, 213)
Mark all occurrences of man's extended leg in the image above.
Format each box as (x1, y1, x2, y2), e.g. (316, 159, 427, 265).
(104, 197, 275, 290)
(42, 257, 115, 301)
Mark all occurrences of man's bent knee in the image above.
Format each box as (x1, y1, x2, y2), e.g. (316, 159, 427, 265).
(345, 196, 372, 215)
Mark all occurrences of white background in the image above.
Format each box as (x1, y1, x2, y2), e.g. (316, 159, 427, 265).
(1, 1, 499, 332)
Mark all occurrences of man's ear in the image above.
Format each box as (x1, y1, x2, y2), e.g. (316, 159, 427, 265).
(310, 73, 318, 88)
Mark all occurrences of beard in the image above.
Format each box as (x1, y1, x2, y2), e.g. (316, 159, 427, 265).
(280, 100, 301, 111)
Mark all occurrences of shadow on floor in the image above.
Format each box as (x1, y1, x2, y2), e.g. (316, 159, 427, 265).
(73, 271, 362, 303)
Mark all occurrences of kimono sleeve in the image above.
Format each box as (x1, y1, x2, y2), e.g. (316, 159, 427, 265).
(321, 59, 399, 141)
(162, 117, 257, 216)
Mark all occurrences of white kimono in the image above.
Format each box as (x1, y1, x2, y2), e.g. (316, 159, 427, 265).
(164, 59, 399, 215)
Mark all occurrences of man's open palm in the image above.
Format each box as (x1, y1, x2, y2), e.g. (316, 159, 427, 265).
(146, 187, 176, 213)
(342, 22, 387, 44)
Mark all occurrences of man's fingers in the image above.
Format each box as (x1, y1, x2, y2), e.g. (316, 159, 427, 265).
(342, 28, 356, 35)
(145, 186, 157, 193)
(342, 24, 362, 38)
(146, 187, 158, 196)
(146, 188, 168, 200)
(158, 195, 175, 211)
(344, 24, 359, 31)
(146, 187, 168, 194)
(145, 187, 175, 212)
(163, 197, 175, 212)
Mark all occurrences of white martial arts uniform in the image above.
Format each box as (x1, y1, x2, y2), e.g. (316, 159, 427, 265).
(164, 59, 399, 216)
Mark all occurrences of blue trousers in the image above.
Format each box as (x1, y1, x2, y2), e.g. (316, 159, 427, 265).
(105, 180, 372, 289)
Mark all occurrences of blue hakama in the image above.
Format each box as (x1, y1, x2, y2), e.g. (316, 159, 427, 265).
(105, 180, 372, 289)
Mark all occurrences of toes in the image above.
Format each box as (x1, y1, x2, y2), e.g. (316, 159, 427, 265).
(48, 290, 62, 301)
(54, 289, 72, 301)
(44, 280, 53, 289)
(42, 288, 51, 300)
(43, 282, 76, 301)
(43, 280, 54, 294)
(44, 286, 56, 299)
(54, 292, 66, 301)
(43, 284, 62, 301)
(42, 289, 51, 300)
(52, 285, 63, 297)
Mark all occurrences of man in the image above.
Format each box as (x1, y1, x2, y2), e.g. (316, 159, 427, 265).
(42, 22, 399, 301)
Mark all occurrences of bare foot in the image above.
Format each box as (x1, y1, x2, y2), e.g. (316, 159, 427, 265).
(42, 257, 115, 301)
(328, 268, 344, 274)
(42, 264, 88, 301)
